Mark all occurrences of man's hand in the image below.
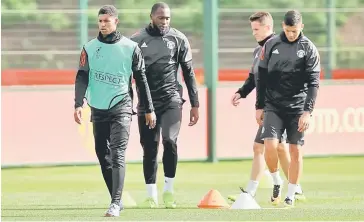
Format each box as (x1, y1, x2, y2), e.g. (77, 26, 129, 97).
(255, 109, 264, 126)
(145, 112, 157, 129)
(298, 111, 311, 132)
(189, 107, 199, 126)
(231, 93, 241, 106)
(74, 107, 83, 124)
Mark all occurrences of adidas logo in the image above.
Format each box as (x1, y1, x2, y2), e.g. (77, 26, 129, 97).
(141, 42, 147, 48)
(272, 49, 279, 54)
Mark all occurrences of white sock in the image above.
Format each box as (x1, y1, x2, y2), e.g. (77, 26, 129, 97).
(270, 171, 283, 185)
(164, 177, 174, 193)
(146, 184, 158, 204)
(296, 184, 303, 194)
(246, 180, 259, 196)
(286, 183, 297, 200)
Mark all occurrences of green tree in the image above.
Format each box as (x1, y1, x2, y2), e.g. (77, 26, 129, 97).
(86, 0, 203, 35)
(217, 0, 364, 68)
(2, 0, 70, 31)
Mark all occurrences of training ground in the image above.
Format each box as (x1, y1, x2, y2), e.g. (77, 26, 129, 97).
(2, 156, 364, 221)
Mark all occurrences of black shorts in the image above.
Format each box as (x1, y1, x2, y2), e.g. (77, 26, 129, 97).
(255, 126, 287, 144)
(261, 110, 304, 146)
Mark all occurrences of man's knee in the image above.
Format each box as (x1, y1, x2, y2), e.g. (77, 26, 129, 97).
(93, 125, 109, 156)
(264, 138, 280, 150)
(142, 141, 159, 158)
(95, 150, 112, 169)
(110, 128, 130, 168)
(253, 142, 264, 155)
(94, 139, 111, 165)
(95, 141, 108, 156)
(289, 144, 302, 162)
(162, 137, 177, 153)
(161, 123, 179, 152)
(110, 144, 127, 168)
(139, 126, 160, 159)
(277, 142, 288, 154)
(109, 131, 129, 167)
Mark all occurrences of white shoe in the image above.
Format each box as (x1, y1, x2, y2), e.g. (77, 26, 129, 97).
(119, 200, 124, 211)
(104, 203, 120, 217)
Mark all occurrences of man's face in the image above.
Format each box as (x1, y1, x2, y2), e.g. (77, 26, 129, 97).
(98, 14, 118, 35)
(282, 22, 304, 42)
(151, 7, 171, 34)
(250, 21, 271, 42)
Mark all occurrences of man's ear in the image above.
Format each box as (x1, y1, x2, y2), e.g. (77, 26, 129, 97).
(266, 24, 272, 31)
(115, 18, 119, 25)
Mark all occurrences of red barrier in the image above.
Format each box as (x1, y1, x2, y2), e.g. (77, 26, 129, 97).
(2, 69, 364, 86)
(2, 84, 364, 166)
(215, 84, 364, 158)
(1, 87, 207, 166)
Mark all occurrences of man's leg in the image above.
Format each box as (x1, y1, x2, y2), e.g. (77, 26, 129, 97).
(138, 114, 161, 207)
(284, 114, 305, 207)
(160, 101, 182, 208)
(105, 113, 132, 217)
(244, 126, 266, 197)
(277, 137, 290, 179)
(262, 111, 285, 205)
(93, 121, 113, 197)
(278, 131, 305, 200)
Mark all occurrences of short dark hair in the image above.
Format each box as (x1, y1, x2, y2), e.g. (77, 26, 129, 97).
(98, 5, 118, 17)
(249, 11, 273, 26)
(151, 2, 169, 15)
(284, 10, 302, 26)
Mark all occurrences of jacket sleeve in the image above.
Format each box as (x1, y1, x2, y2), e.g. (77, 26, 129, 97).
(304, 42, 321, 113)
(236, 48, 259, 98)
(132, 45, 154, 113)
(255, 42, 271, 110)
(178, 35, 199, 108)
(74, 47, 89, 109)
(236, 73, 255, 98)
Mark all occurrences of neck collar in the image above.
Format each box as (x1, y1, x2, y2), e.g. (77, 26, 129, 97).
(258, 33, 275, 46)
(97, 31, 122, 44)
(145, 23, 170, 36)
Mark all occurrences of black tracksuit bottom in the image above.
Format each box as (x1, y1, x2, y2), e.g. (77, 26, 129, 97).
(91, 95, 132, 205)
(138, 100, 183, 184)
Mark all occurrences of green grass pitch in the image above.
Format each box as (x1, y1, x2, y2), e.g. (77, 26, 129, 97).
(2, 156, 364, 221)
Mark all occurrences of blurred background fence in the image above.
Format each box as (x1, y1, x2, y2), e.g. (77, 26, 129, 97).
(2, 0, 364, 78)
(2, 0, 364, 167)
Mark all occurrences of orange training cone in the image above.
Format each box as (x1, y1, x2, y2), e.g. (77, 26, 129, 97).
(197, 189, 230, 209)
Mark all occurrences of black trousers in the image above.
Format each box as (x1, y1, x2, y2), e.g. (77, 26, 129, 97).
(138, 101, 182, 184)
(92, 111, 132, 205)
